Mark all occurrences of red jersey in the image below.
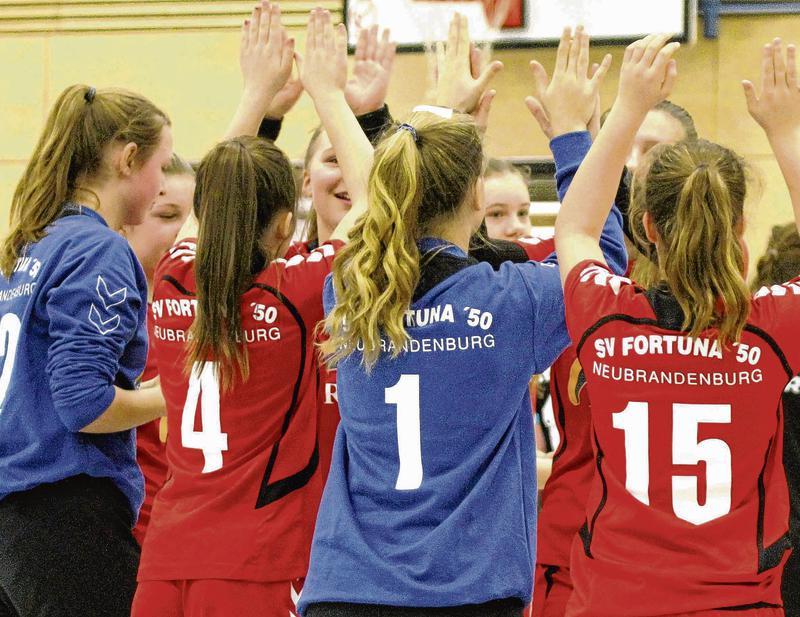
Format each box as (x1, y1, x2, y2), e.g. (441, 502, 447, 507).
(536, 347, 593, 568)
(133, 307, 169, 545)
(516, 235, 555, 262)
(138, 238, 341, 583)
(564, 260, 799, 616)
(285, 240, 339, 483)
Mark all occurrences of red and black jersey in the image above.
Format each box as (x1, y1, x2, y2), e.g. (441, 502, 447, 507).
(133, 308, 168, 545)
(285, 240, 340, 484)
(563, 260, 800, 616)
(536, 346, 593, 568)
(138, 238, 342, 583)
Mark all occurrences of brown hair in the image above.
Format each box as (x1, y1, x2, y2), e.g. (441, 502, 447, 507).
(187, 136, 296, 389)
(322, 112, 483, 368)
(631, 139, 749, 344)
(752, 222, 800, 290)
(1, 84, 170, 276)
(165, 152, 195, 177)
(483, 158, 530, 184)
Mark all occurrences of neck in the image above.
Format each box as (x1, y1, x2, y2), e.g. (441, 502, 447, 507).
(425, 216, 474, 253)
(316, 220, 333, 245)
(73, 183, 125, 231)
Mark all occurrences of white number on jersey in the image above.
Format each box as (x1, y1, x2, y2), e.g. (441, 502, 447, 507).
(612, 401, 732, 525)
(385, 374, 423, 490)
(181, 362, 229, 473)
(0, 314, 21, 411)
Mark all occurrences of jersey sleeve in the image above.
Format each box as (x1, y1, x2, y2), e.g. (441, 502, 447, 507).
(45, 235, 145, 432)
(752, 278, 800, 373)
(516, 236, 556, 262)
(274, 241, 343, 327)
(549, 131, 628, 276)
(563, 259, 637, 349)
(510, 260, 570, 374)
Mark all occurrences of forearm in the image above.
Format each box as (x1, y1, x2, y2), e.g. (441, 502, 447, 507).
(224, 89, 275, 140)
(313, 90, 373, 230)
(80, 386, 166, 434)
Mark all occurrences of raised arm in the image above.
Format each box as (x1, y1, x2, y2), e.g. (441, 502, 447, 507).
(554, 34, 679, 286)
(743, 39, 800, 234)
(301, 9, 373, 242)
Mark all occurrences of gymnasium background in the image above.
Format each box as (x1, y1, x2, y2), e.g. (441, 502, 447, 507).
(0, 0, 797, 276)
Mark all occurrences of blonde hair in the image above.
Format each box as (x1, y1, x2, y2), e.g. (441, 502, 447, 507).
(1, 84, 170, 276)
(631, 139, 749, 344)
(322, 112, 483, 368)
(187, 136, 296, 390)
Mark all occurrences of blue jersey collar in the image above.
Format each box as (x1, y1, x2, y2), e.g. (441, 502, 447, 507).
(60, 202, 109, 228)
(418, 237, 467, 259)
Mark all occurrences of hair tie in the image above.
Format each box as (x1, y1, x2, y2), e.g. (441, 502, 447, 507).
(84, 87, 96, 104)
(397, 123, 419, 144)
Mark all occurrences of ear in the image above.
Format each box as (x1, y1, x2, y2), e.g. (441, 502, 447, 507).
(117, 142, 139, 177)
(642, 211, 660, 244)
(277, 211, 295, 241)
(471, 178, 485, 213)
(301, 171, 312, 199)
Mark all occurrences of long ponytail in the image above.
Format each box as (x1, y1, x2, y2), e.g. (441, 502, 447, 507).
(634, 140, 749, 345)
(1, 84, 169, 276)
(322, 112, 483, 369)
(187, 136, 296, 389)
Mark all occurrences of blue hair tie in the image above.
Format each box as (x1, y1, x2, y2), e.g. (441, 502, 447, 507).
(397, 123, 419, 143)
(84, 87, 96, 104)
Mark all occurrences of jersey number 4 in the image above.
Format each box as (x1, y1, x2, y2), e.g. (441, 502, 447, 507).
(613, 402, 732, 525)
(182, 362, 229, 473)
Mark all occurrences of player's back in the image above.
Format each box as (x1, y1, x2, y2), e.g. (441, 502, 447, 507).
(564, 261, 798, 616)
(300, 245, 569, 612)
(139, 240, 339, 584)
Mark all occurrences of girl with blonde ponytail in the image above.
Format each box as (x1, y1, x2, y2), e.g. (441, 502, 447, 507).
(134, 6, 373, 615)
(555, 35, 800, 616)
(0, 80, 171, 615)
(299, 18, 627, 617)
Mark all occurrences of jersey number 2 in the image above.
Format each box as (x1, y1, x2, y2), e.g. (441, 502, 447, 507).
(385, 374, 423, 490)
(0, 314, 20, 411)
(612, 401, 732, 525)
(182, 362, 229, 473)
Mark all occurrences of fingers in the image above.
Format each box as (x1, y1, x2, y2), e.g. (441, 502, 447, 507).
(762, 42, 775, 92)
(475, 59, 503, 92)
(335, 23, 348, 58)
(458, 14, 470, 59)
(529, 60, 549, 98)
(258, 1, 271, 45)
(365, 24, 378, 61)
(773, 38, 787, 87)
(470, 43, 482, 79)
(641, 33, 673, 67)
(788, 44, 798, 88)
(742, 79, 759, 111)
(355, 26, 368, 62)
(568, 25, 583, 74)
(524, 96, 554, 140)
(651, 41, 681, 74)
(447, 13, 459, 59)
(577, 27, 590, 77)
(660, 58, 678, 97)
(248, 4, 261, 48)
(435, 40, 446, 78)
(555, 26, 572, 74)
(473, 89, 496, 131)
(590, 54, 613, 88)
(241, 18, 251, 54)
(376, 28, 395, 68)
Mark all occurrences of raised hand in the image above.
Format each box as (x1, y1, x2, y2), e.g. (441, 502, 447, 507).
(225, 1, 294, 138)
(345, 25, 397, 115)
(616, 33, 680, 119)
(434, 13, 503, 113)
(300, 8, 348, 103)
(525, 26, 611, 139)
(240, 1, 295, 109)
(743, 39, 800, 137)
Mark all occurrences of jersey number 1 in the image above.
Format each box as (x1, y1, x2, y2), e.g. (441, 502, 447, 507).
(612, 401, 732, 525)
(182, 362, 229, 473)
(385, 374, 423, 491)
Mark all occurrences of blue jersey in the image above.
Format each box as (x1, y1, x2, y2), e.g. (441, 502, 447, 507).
(0, 205, 148, 518)
(298, 132, 627, 612)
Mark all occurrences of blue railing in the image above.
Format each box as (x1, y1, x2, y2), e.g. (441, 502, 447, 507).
(700, 0, 800, 38)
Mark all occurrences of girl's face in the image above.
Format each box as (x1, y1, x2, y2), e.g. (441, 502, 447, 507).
(120, 125, 174, 226)
(626, 110, 685, 174)
(124, 172, 195, 282)
(302, 131, 351, 243)
(483, 172, 532, 241)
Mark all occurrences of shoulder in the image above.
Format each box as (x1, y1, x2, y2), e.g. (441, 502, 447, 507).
(154, 238, 197, 295)
(516, 234, 556, 262)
